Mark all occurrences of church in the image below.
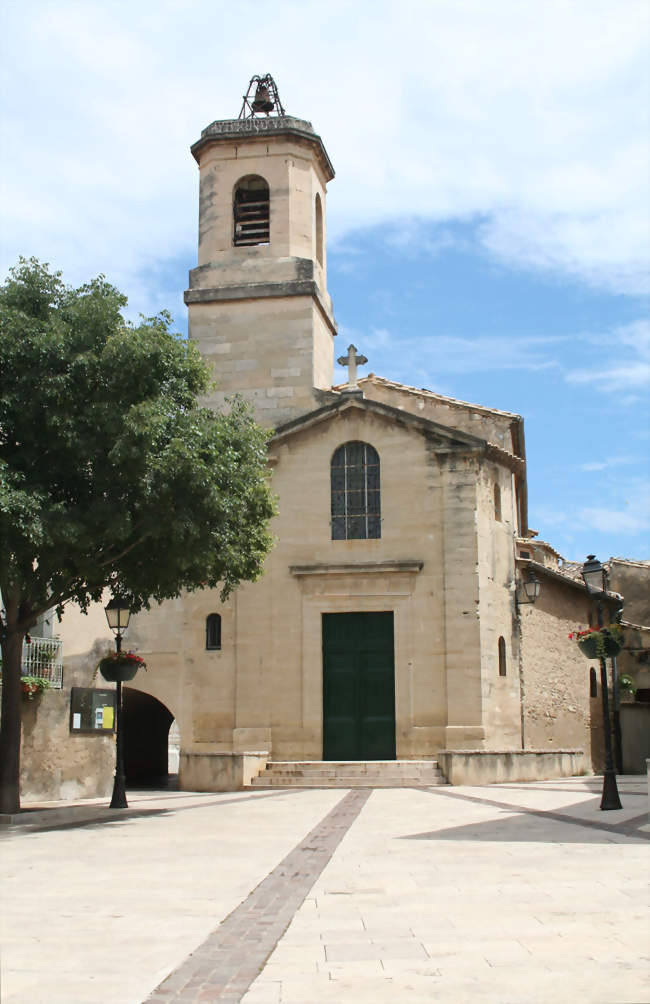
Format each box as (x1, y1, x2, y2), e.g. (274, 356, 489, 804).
(45, 78, 613, 796)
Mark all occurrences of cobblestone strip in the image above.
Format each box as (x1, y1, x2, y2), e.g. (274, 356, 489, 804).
(146, 788, 371, 1002)
(423, 786, 650, 840)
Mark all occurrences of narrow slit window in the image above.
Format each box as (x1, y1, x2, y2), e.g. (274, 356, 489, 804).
(315, 193, 323, 265)
(589, 667, 598, 697)
(206, 613, 222, 651)
(234, 175, 270, 247)
(498, 636, 507, 676)
(331, 441, 381, 540)
(494, 483, 502, 521)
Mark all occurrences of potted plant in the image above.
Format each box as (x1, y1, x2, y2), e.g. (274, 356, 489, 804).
(619, 673, 636, 701)
(96, 650, 146, 683)
(20, 676, 51, 700)
(569, 624, 624, 660)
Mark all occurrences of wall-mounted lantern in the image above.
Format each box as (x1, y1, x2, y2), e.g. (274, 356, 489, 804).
(516, 569, 541, 608)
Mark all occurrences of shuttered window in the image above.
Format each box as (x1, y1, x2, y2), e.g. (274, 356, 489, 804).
(234, 175, 270, 246)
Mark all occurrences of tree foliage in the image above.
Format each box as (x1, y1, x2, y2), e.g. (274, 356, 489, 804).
(0, 258, 275, 811)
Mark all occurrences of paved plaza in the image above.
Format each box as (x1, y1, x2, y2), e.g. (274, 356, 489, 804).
(1, 777, 648, 1003)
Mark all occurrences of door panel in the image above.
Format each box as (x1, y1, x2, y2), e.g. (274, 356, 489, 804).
(322, 612, 395, 760)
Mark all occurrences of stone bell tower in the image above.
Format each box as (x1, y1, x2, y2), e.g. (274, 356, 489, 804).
(184, 74, 337, 427)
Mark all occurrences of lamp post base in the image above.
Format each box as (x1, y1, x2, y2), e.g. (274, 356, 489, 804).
(110, 773, 128, 809)
(600, 768, 622, 811)
(110, 677, 128, 809)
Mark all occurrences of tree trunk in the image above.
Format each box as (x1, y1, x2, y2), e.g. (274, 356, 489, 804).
(0, 631, 25, 814)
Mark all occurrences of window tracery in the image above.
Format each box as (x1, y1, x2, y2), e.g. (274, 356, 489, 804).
(331, 441, 381, 540)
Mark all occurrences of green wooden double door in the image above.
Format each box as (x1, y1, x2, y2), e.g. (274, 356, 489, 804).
(322, 612, 396, 760)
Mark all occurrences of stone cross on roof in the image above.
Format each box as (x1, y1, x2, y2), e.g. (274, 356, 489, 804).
(337, 344, 368, 391)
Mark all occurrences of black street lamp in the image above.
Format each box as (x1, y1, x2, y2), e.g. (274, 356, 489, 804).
(104, 597, 132, 809)
(581, 553, 608, 595)
(581, 556, 622, 811)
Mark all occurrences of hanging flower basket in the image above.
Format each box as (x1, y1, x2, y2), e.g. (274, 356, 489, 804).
(21, 676, 50, 701)
(569, 625, 624, 660)
(97, 652, 146, 683)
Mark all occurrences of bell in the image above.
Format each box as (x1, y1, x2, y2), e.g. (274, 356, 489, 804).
(252, 84, 274, 113)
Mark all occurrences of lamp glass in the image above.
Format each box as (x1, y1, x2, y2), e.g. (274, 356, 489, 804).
(524, 575, 541, 602)
(582, 555, 606, 595)
(105, 598, 131, 633)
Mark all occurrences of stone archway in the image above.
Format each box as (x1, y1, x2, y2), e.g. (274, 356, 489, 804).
(122, 688, 174, 787)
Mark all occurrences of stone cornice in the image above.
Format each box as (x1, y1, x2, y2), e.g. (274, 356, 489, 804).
(485, 442, 526, 476)
(184, 280, 337, 335)
(272, 396, 488, 450)
(290, 560, 424, 576)
(191, 116, 335, 181)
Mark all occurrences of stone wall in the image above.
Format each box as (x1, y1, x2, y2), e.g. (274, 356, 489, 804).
(519, 574, 595, 768)
(609, 558, 650, 626)
(19, 610, 126, 803)
(438, 749, 586, 785)
(19, 683, 114, 803)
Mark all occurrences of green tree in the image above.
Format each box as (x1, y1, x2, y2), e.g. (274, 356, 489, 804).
(0, 259, 275, 813)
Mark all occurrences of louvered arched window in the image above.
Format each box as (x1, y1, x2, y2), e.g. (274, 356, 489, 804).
(233, 175, 270, 246)
(331, 441, 381, 540)
(315, 193, 323, 265)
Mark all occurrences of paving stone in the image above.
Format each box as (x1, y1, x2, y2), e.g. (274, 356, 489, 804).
(2, 780, 649, 1003)
(145, 789, 370, 1001)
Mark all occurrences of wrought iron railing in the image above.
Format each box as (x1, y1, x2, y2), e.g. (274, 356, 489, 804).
(22, 636, 63, 688)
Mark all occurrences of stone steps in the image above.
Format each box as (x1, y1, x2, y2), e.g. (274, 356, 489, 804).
(248, 760, 447, 788)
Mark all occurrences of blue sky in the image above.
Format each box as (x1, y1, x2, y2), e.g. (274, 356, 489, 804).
(1, 0, 649, 562)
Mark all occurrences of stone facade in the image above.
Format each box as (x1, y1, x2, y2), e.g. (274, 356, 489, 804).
(49, 105, 613, 795)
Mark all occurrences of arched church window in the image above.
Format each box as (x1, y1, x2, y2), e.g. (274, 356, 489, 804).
(331, 441, 381, 540)
(233, 175, 270, 246)
(494, 483, 502, 521)
(498, 636, 507, 676)
(206, 613, 222, 650)
(315, 193, 323, 265)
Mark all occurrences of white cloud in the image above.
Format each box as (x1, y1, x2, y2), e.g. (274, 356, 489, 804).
(531, 481, 650, 560)
(577, 505, 650, 534)
(579, 457, 638, 472)
(1, 0, 648, 310)
(336, 322, 565, 381)
(565, 320, 650, 392)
